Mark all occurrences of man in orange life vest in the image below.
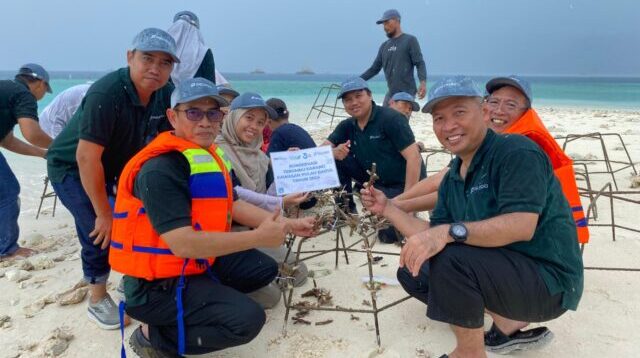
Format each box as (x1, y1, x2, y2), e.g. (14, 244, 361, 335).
(392, 75, 589, 245)
(110, 78, 316, 357)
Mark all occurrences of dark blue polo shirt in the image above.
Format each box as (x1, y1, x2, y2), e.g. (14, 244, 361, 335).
(328, 102, 423, 186)
(0, 78, 38, 141)
(267, 123, 316, 155)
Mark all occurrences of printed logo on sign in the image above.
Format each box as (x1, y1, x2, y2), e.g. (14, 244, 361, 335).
(278, 187, 284, 194)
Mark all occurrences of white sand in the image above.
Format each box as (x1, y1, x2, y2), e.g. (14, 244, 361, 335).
(1, 107, 640, 357)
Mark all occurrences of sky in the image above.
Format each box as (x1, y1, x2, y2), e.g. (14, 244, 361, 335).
(1, 0, 639, 77)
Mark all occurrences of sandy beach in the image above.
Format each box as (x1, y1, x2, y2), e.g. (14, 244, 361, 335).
(1, 106, 640, 358)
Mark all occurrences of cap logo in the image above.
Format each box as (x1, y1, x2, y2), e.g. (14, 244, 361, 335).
(190, 82, 213, 89)
(251, 96, 261, 100)
(149, 34, 171, 45)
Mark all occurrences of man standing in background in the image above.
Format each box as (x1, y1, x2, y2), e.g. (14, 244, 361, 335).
(1, 63, 52, 260)
(360, 9, 427, 106)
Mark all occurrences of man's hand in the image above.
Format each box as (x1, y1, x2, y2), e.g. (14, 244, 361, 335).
(90, 214, 113, 249)
(256, 209, 288, 247)
(399, 224, 450, 276)
(359, 185, 388, 216)
(332, 140, 350, 160)
(284, 216, 317, 237)
(417, 81, 427, 100)
(283, 192, 311, 208)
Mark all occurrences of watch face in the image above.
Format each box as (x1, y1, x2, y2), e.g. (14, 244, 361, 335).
(452, 224, 466, 237)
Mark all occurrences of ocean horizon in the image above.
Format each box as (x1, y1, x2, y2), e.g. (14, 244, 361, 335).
(2, 71, 638, 122)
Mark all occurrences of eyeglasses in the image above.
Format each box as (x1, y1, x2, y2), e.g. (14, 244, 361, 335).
(485, 97, 527, 113)
(176, 108, 224, 122)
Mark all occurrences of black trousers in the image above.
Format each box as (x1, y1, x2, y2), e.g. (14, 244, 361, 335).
(126, 249, 278, 355)
(335, 155, 404, 242)
(397, 244, 567, 329)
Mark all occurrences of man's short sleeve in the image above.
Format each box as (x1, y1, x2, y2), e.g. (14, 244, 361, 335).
(382, 114, 415, 152)
(495, 148, 549, 215)
(429, 175, 454, 227)
(12, 91, 39, 121)
(327, 119, 350, 145)
(133, 153, 193, 234)
(78, 93, 116, 147)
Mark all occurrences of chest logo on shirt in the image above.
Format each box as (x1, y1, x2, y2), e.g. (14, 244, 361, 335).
(149, 115, 166, 120)
(469, 183, 489, 195)
(369, 135, 382, 140)
(387, 46, 397, 52)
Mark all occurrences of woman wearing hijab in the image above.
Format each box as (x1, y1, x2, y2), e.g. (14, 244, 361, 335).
(216, 92, 310, 292)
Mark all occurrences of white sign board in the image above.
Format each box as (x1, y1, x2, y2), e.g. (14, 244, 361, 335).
(270, 146, 340, 196)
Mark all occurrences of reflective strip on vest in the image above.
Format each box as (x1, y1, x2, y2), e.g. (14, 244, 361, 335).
(182, 148, 230, 199)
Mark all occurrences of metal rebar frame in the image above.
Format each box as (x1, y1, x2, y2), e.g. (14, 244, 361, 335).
(420, 147, 453, 174)
(557, 132, 638, 191)
(305, 84, 348, 129)
(36, 176, 58, 219)
(280, 213, 411, 348)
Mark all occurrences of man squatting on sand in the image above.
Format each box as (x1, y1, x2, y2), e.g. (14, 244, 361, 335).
(360, 76, 584, 357)
(110, 77, 315, 357)
(4, 7, 589, 357)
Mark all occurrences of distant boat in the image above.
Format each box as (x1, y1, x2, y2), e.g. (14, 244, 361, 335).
(296, 67, 315, 75)
(250, 68, 266, 75)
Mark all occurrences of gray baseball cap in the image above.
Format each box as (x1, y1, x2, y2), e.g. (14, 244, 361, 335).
(421, 76, 483, 114)
(337, 77, 369, 99)
(173, 10, 199, 29)
(376, 9, 401, 24)
(391, 92, 419, 111)
(18, 63, 52, 93)
(170, 77, 229, 108)
(132, 28, 180, 63)
(216, 85, 240, 99)
(486, 75, 533, 105)
(230, 92, 279, 119)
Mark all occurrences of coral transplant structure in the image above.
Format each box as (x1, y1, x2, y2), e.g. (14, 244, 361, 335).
(279, 163, 409, 350)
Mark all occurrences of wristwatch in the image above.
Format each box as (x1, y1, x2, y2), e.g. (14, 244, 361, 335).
(448, 222, 468, 243)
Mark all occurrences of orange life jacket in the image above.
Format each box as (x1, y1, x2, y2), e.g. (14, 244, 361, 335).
(504, 109, 589, 243)
(109, 131, 234, 280)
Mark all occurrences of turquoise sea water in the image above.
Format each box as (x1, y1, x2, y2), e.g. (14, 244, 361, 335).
(3, 72, 638, 129)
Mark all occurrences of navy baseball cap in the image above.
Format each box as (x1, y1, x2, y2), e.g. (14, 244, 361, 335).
(216, 85, 240, 99)
(171, 77, 229, 108)
(230, 92, 279, 119)
(376, 9, 401, 24)
(173, 10, 199, 29)
(337, 77, 369, 99)
(18, 63, 52, 93)
(132, 28, 180, 63)
(391, 92, 419, 112)
(266, 98, 289, 120)
(486, 75, 533, 105)
(422, 76, 483, 114)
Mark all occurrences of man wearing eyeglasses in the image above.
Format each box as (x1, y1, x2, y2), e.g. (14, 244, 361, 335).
(46, 28, 179, 330)
(113, 77, 316, 356)
(392, 75, 589, 240)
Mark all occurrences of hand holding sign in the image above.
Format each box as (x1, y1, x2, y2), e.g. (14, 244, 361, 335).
(271, 146, 341, 196)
